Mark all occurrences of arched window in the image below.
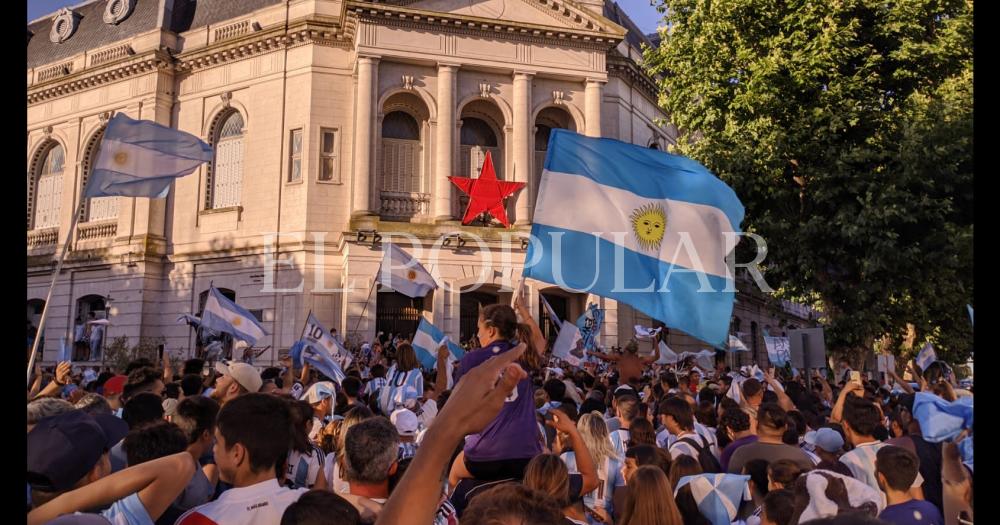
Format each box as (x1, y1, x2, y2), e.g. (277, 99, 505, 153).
(460, 117, 498, 147)
(28, 141, 65, 230)
(460, 117, 500, 180)
(534, 125, 553, 152)
(649, 142, 660, 150)
(381, 111, 421, 193)
(80, 126, 119, 222)
(207, 111, 245, 209)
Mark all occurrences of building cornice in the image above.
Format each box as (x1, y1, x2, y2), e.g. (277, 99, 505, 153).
(376, 0, 624, 37)
(28, 50, 173, 105)
(606, 51, 659, 102)
(348, 2, 623, 51)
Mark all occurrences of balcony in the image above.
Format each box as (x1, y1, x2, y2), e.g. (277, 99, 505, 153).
(27, 228, 58, 248)
(379, 191, 430, 221)
(76, 220, 117, 241)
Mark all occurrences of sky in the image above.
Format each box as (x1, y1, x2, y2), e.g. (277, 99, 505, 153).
(29, 0, 663, 34)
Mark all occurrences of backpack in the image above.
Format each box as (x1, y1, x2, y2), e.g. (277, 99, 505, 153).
(678, 436, 722, 473)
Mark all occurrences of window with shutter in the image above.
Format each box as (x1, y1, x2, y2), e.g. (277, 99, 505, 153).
(288, 128, 302, 182)
(79, 127, 120, 223)
(32, 143, 64, 229)
(319, 129, 339, 182)
(209, 112, 245, 209)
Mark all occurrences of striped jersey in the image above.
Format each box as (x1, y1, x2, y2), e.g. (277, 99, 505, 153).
(840, 441, 923, 506)
(285, 445, 325, 489)
(561, 451, 626, 517)
(378, 365, 424, 415)
(609, 429, 630, 458)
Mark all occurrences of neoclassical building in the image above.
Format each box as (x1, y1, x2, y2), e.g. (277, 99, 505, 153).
(28, 0, 815, 366)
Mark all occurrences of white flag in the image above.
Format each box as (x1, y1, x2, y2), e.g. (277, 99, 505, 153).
(656, 340, 679, 365)
(376, 244, 438, 298)
(635, 325, 663, 340)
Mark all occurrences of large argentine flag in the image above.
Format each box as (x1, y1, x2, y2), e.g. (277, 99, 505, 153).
(301, 312, 352, 368)
(411, 318, 465, 370)
(200, 287, 267, 345)
(524, 130, 744, 346)
(377, 244, 439, 298)
(84, 113, 212, 199)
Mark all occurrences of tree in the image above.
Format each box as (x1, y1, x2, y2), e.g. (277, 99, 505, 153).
(644, 0, 972, 363)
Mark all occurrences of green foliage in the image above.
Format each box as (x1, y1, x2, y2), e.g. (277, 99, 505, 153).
(102, 336, 172, 374)
(645, 0, 972, 362)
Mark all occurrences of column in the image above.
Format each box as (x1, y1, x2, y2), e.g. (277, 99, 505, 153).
(434, 63, 459, 221)
(513, 71, 533, 224)
(352, 56, 379, 216)
(585, 78, 605, 138)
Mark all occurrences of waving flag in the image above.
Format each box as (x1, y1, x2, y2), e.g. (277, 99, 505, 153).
(301, 312, 351, 369)
(84, 113, 212, 199)
(727, 334, 749, 352)
(674, 474, 750, 525)
(177, 314, 202, 329)
(524, 130, 744, 346)
(912, 392, 973, 443)
(915, 342, 938, 372)
(411, 318, 465, 371)
(553, 323, 584, 367)
(656, 339, 679, 365)
(290, 339, 346, 383)
(634, 325, 662, 340)
(200, 287, 266, 345)
(539, 294, 562, 333)
(967, 304, 974, 327)
(576, 304, 604, 352)
(377, 244, 438, 298)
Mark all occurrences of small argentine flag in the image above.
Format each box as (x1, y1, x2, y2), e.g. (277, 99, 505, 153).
(674, 474, 751, 525)
(376, 244, 438, 298)
(200, 287, 267, 345)
(85, 113, 212, 199)
(411, 318, 465, 371)
(524, 130, 744, 346)
(727, 334, 750, 352)
(915, 342, 938, 372)
(301, 312, 352, 369)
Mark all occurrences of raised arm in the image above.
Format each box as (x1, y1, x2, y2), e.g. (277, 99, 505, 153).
(278, 355, 296, 394)
(514, 292, 548, 358)
(887, 369, 914, 395)
(31, 362, 71, 401)
(641, 342, 661, 365)
(592, 351, 619, 363)
(376, 343, 528, 525)
(764, 368, 795, 412)
(162, 352, 174, 383)
(432, 345, 450, 396)
(549, 408, 599, 495)
(830, 381, 864, 424)
(28, 452, 196, 525)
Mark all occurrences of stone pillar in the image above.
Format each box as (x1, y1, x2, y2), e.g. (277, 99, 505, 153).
(513, 71, 533, 224)
(352, 56, 379, 217)
(585, 78, 605, 138)
(434, 63, 460, 221)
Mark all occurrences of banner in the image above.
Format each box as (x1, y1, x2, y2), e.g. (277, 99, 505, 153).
(576, 303, 604, 352)
(763, 335, 790, 367)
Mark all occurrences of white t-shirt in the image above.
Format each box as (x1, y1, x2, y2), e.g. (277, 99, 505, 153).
(175, 479, 306, 525)
(562, 451, 626, 516)
(325, 453, 350, 494)
(840, 441, 923, 507)
(100, 492, 154, 525)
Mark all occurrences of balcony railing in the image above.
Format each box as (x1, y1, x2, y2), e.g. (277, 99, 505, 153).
(27, 228, 58, 248)
(380, 191, 430, 220)
(76, 220, 117, 241)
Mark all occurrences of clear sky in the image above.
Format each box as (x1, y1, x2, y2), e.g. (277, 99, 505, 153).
(29, 0, 663, 33)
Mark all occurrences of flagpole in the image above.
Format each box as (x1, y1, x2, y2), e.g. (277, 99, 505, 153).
(352, 263, 381, 338)
(27, 198, 86, 387)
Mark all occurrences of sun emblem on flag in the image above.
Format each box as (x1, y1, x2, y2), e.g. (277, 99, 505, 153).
(113, 151, 129, 166)
(231, 317, 242, 327)
(630, 203, 667, 251)
(406, 269, 417, 281)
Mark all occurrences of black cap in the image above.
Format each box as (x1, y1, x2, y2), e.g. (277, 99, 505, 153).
(27, 410, 129, 492)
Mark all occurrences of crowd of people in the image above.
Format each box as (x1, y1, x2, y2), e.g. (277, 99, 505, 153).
(26, 298, 974, 525)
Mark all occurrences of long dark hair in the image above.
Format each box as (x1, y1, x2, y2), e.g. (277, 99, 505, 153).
(481, 304, 543, 371)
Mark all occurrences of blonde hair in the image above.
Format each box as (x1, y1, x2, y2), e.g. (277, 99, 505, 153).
(619, 466, 684, 525)
(577, 411, 619, 478)
(523, 454, 570, 507)
(336, 406, 373, 472)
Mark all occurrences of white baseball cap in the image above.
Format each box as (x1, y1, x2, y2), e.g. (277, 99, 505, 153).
(214, 361, 263, 394)
(390, 407, 419, 436)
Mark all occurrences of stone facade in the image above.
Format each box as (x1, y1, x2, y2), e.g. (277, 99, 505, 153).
(27, 0, 815, 366)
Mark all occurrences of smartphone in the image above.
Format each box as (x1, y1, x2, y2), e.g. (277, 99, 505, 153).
(850, 371, 861, 384)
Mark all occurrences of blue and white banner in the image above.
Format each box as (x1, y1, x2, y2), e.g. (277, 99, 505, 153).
(674, 474, 750, 525)
(634, 325, 662, 340)
(377, 243, 438, 298)
(301, 312, 352, 369)
(524, 130, 744, 346)
(84, 113, 212, 199)
(576, 303, 604, 352)
(411, 318, 465, 371)
(764, 335, 790, 367)
(915, 342, 938, 371)
(727, 334, 749, 352)
(200, 287, 266, 345)
(552, 322, 584, 367)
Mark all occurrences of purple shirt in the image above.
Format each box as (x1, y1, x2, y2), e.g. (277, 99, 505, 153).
(455, 340, 542, 462)
(720, 435, 758, 472)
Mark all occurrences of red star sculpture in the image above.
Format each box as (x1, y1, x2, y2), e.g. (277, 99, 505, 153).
(449, 151, 526, 227)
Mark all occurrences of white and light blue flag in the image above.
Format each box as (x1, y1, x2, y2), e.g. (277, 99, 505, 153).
(634, 325, 662, 340)
(84, 113, 212, 199)
(576, 303, 604, 351)
(411, 318, 465, 371)
(377, 243, 438, 298)
(301, 312, 352, 369)
(764, 334, 790, 367)
(915, 342, 938, 371)
(539, 293, 562, 333)
(727, 334, 750, 352)
(674, 474, 751, 525)
(656, 339, 679, 365)
(524, 130, 744, 347)
(289, 339, 346, 383)
(200, 287, 266, 345)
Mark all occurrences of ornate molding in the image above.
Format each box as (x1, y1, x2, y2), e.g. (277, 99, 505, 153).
(98, 110, 114, 124)
(349, 5, 621, 51)
(220, 91, 233, 107)
(49, 8, 82, 44)
(381, 0, 615, 36)
(552, 89, 564, 105)
(90, 44, 135, 66)
(479, 80, 492, 98)
(28, 54, 172, 105)
(401, 74, 414, 90)
(103, 0, 136, 25)
(38, 61, 74, 82)
(607, 52, 659, 102)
